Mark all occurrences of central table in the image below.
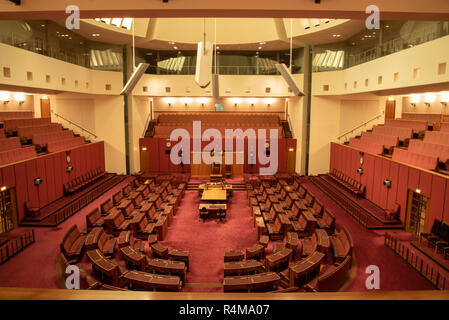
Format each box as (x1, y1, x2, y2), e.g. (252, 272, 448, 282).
(201, 189, 227, 201)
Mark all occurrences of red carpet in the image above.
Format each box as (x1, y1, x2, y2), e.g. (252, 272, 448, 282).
(160, 190, 257, 292)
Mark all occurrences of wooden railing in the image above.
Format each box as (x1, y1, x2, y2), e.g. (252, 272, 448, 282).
(52, 111, 98, 141)
(384, 232, 448, 290)
(0, 229, 35, 265)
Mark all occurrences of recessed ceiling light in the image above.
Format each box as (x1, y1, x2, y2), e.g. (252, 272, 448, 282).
(174, 46, 178, 50)
(216, 46, 220, 49)
(259, 42, 266, 45)
(258, 46, 262, 50)
(169, 41, 175, 45)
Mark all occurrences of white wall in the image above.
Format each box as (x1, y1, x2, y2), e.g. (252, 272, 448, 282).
(287, 97, 304, 174)
(129, 96, 152, 173)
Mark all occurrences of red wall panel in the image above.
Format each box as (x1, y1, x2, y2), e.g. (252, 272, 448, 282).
(387, 162, 400, 210)
(1, 166, 15, 189)
(429, 175, 446, 232)
(379, 159, 390, 209)
(371, 157, 383, 205)
(44, 156, 56, 204)
(25, 160, 39, 207)
(408, 168, 420, 193)
(396, 165, 409, 222)
(419, 171, 432, 198)
(36, 157, 48, 207)
(14, 163, 28, 220)
(54, 152, 65, 199)
(443, 183, 449, 226)
(364, 154, 375, 201)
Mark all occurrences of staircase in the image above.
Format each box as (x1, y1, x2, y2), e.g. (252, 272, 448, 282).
(144, 119, 158, 138)
(280, 120, 293, 138)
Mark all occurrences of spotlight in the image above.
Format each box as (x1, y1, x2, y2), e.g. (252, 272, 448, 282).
(66, 166, 74, 173)
(383, 179, 392, 188)
(34, 177, 43, 185)
(357, 168, 363, 175)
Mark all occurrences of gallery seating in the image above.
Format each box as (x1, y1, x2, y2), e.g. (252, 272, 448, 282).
(18, 123, 62, 141)
(0, 137, 21, 151)
(46, 136, 85, 153)
(305, 255, 352, 292)
(329, 169, 365, 196)
(372, 125, 413, 142)
(60, 224, 86, 263)
(4, 117, 51, 134)
(384, 119, 427, 137)
(392, 147, 438, 171)
(408, 139, 449, 167)
(0, 111, 33, 123)
(424, 131, 449, 146)
(349, 138, 384, 155)
(440, 122, 449, 132)
(63, 168, 105, 195)
(420, 219, 442, 244)
(86, 208, 105, 231)
(360, 131, 398, 153)
(0, 146, 36, 166)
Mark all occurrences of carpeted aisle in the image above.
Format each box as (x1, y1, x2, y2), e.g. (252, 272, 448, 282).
(160, 190, 257, 292)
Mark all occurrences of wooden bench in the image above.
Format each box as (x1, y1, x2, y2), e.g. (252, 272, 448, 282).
(86, 208, 105, 231)
(305, 256, 351, 292)
(330, 227, 353, 263)
(85, 227, 116, 257)
(246, 243, 265, 260)
(60, 225, 86, 263)
(223, 272, 280, 292)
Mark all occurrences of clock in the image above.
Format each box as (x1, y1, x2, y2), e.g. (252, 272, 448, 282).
(66, 155, 71, 163)
(265, 142, 270, 148)
(166, 142, 171, 148)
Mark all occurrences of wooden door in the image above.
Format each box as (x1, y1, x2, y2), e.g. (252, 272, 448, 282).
(140, 148, 150, 173)
(286, 149, 296, 174)
(40, 98, 51, 118)
(385, 100, 396, 120)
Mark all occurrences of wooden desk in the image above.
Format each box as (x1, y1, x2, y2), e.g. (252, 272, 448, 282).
(120, 246, 147, 271)
(199, 183, 232, 190)
(289, 251, 325, 287)
(268, 194, 279, 203)
(85, 227, 103, 250)
(155, 215, 168, 241)
(201, 189, 227, 201)
(198, 203, 227, 212)
(259, 235, 269, 248)
(286, 232, 299, 252)
(295, 200, 308, 212)
(147, 258, 187, 280)
(224, 250, 244, 262)
(265, 248, 293, 272)
(169, 249, 190, 270)
(151, 243, 168, 259)
(224, 260, 264, 276)
(255, 217, 266, 239)
(246, 244, 265, 260)
(223, 272, 280, 292)
(123, 270, 181, 292)
(86, 249, 120, 287)
(278, 213, 292, 234)
(288, 192, 300, 202)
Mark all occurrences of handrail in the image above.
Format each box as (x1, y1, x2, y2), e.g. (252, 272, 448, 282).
(336, 113, 384, 142)
(287, 114, 294, 138)
(142, 112, 152, 137)
(52, 111, 98, 140)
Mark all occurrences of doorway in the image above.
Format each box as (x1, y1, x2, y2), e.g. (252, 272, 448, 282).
(385, 100, 396, 120)
(40, 97, 51, 118)
(406, 190, 429, 237)
(0, 187, 17, 235)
